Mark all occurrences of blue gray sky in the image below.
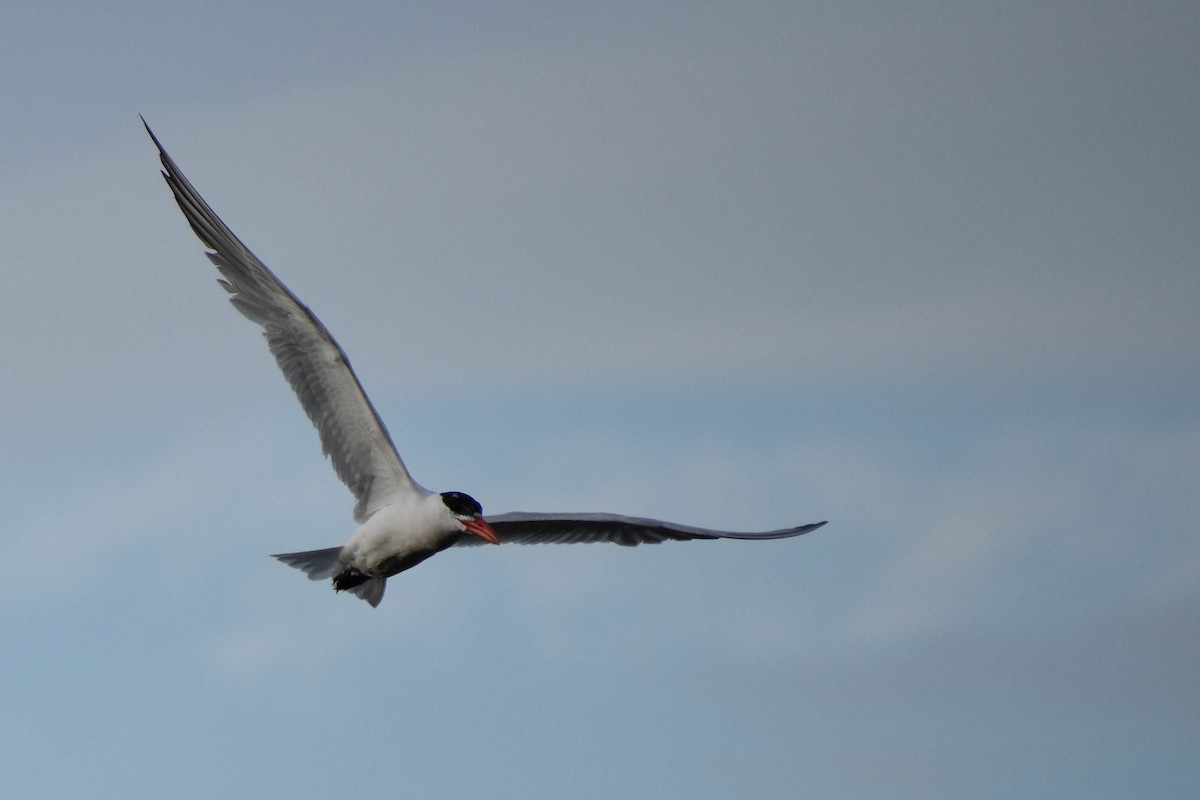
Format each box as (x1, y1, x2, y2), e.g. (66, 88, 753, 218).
(2, 2, 1197, 798)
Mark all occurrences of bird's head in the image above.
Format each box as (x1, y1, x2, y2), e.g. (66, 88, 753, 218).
(440, 491, 500, 544)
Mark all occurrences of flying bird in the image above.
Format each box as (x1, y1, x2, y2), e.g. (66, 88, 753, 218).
(145, 119, 827, 607)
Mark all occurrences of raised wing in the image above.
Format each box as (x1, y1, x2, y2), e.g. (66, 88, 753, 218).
(457, 512, 827, 547)
(146, 119, 422, 521)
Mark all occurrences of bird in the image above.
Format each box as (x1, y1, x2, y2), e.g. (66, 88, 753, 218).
(144, 119, 827, 607)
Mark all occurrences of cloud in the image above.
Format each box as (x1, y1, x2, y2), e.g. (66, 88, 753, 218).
(125, 66, 1196, 405)
(470, 412, 1200, 670)
(2, 18, 1194, 456)
(0, 413, 346, 597)
(204, 553, 479, 680)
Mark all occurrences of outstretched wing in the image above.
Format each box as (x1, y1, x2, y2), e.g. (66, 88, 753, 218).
(146, 119, 423, 521)
(456, 512, 827, 547)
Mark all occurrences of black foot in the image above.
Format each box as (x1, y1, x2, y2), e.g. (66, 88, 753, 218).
(333, 567, 370, 592)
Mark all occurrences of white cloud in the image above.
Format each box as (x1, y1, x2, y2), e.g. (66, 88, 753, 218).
(455, 411, 1200, 671)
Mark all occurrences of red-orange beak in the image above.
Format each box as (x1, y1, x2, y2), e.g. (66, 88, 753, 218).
(463, 515, 500, 545)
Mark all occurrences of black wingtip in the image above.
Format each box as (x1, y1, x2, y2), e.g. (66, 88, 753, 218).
(140, 114, 158, 143)
(782, 520, 827, 537)
(140, 116, 174, 169)
(142, 118, 173, 178)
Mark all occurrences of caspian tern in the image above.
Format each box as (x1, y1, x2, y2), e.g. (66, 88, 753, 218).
(146, 119, 827, 607)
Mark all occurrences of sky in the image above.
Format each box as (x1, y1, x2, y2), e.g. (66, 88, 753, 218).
(1, 2, 1197, 797)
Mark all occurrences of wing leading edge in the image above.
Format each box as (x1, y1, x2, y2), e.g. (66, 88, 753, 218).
(145, 119, 422, 522)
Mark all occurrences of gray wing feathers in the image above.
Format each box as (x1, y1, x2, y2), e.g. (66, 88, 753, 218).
(146, 120, 420, 522)
(460, 512, 828, 547)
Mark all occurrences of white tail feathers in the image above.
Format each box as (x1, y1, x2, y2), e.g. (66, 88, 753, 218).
(272, 546, 342, 580)
(271, 547, 387, 606)
(347, 577, 386, 607)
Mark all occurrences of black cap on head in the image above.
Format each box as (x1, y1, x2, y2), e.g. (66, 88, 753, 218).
(440, 491, 483, 517)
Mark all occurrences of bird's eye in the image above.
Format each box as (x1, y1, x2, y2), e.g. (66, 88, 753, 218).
(440, 491, 483, 517)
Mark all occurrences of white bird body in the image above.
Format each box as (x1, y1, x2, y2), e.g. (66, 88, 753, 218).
(288, 491, 477, 607)
(146, 118, 827, 607)
(343, 493, 447, 573)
